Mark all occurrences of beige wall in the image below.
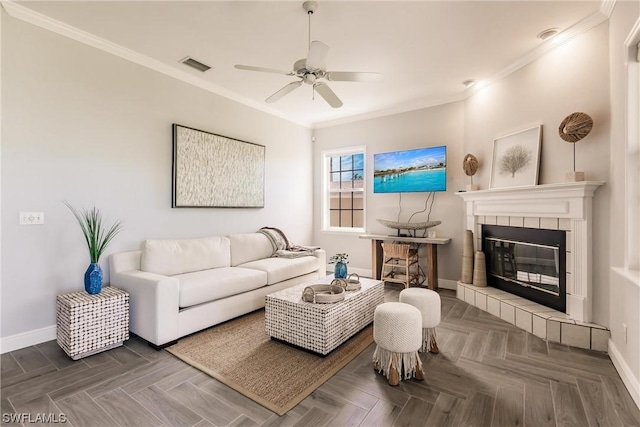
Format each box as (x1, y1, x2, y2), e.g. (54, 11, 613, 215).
(313, 22, 613, 309)
(312, 102, 466, 285)
(1, 12, 313, 340)
(464, 22, 612, 325)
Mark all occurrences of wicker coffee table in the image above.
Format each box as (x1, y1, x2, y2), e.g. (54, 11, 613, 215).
(265, 276, 384, 355)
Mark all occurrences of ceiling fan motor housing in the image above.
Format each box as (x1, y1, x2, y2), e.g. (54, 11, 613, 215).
(294, 58, 325, 83)
(303, 1, 318, 14)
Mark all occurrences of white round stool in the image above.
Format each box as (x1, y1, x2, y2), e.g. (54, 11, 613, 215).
(399, 288, 441, 354)
(372, 302, 424, 386)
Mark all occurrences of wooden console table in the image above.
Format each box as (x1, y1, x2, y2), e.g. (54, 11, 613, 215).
(360, 234, 451, 290)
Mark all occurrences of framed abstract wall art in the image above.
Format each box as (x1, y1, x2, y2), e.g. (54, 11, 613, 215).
(490, 125, 542, 189)
(172, 124, 265, 208)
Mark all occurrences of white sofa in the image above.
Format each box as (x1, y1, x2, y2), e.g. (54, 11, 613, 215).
(110, 233, 326, 347)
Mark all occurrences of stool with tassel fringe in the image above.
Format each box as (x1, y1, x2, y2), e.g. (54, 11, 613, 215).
(399, 288, 441, 353)
(372, 302, 424, 386)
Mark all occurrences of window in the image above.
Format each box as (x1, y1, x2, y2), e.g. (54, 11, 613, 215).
(322, 147, 365, 232)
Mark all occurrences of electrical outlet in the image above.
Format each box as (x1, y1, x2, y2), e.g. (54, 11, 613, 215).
(19, 212, 44, 225)
(623, 323, 628, 343)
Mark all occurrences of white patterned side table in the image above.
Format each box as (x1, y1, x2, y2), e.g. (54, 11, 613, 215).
(56, 286, 129, 360)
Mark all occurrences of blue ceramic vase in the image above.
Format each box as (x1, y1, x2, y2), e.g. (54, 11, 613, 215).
(334, 261, 348, 279)
(84, 263, 103, 295)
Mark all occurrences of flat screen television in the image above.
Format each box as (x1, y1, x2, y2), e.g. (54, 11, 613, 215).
(373, 145, 447, 193)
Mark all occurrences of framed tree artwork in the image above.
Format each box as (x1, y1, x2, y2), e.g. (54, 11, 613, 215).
(490, 125, 542, 189)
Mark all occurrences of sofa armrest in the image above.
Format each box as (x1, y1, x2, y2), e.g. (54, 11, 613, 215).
(110, 268, 180, 346)
(313, 249, 327, 278)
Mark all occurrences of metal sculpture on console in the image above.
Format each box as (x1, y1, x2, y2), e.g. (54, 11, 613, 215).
(376, 219, 441, 238)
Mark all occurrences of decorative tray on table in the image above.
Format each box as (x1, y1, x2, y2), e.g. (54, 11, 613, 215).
(302, 284, 345, 304)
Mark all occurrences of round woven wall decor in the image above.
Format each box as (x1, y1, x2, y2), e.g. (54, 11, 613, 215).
(463, 154, 479, 177)
(559, 112, 593, 143)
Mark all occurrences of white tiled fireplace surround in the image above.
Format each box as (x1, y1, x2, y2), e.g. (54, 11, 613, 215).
(456, 182, 608, 351)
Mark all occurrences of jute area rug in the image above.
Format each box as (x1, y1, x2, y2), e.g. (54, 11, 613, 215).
(166, 309, 373, 416)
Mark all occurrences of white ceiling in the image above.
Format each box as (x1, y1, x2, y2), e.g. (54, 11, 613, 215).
(11, 1, 604, 128)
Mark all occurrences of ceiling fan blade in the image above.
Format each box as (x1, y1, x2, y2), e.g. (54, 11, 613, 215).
(326, 71, 383, 82)
(314, 82, 343, 108)
(266, 81, 303, 103)
(235, 64, 294, 76)
(306, 41, 329, 71)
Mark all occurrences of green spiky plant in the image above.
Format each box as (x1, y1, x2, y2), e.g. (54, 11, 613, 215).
(64, 201, 123, 263)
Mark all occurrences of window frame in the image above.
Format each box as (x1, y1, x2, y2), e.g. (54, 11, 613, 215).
(321, 146, 366, 234)
(625, 24, 640, 272)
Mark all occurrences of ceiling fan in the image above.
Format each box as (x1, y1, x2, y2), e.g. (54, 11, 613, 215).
(234, 1, 382, 108)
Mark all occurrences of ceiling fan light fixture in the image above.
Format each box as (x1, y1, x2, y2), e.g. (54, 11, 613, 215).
(537, 28, 560, 41)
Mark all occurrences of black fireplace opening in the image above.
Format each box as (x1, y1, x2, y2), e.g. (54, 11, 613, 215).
(482, 225, 566, 313)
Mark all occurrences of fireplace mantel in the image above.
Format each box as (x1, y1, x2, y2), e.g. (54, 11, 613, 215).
(456, 181, 604, 322)
(456, 182, 604, 219)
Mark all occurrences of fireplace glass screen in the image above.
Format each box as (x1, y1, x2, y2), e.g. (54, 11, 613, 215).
(485, 238, 560, 296)
(482, 225, 566, 312)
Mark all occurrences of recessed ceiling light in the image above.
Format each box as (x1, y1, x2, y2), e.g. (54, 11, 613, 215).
(463, 80, 476, 88)
(537, 28, 560, 41)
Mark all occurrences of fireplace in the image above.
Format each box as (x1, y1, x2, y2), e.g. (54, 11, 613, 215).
(457, 181, 603, 322)
(482, 225, 566, 312)
(455, 182, 608, 350)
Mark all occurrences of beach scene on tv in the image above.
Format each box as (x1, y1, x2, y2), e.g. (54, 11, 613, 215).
(374, 146, 447, 193)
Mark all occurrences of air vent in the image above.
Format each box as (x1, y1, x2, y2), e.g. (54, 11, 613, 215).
(180, 57, 212, 72)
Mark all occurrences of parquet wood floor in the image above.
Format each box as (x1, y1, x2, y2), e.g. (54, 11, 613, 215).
(2, 287, 638, 426)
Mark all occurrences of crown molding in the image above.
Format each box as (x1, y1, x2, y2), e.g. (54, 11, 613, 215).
(0, 0, 313, 129)
(316, 9, 610, 129)
(1, 0, 611, 130)
(464, 10, 609, 99)
(313, 93, 465, 129)
(600, 0, 616, 18)
(624, 14, 640, 47)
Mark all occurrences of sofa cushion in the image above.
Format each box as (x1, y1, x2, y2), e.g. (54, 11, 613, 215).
(229, 233, 274, 267)
(238, 256, 318, 285)
(141, 237, 231, 276)
(175, 267, 267, 308)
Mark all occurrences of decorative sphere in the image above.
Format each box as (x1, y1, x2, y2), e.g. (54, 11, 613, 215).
(463, 154, 479, 177)
(559, 112, 593, 143)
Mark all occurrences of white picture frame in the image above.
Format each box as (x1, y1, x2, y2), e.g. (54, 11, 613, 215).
(490, 125, 542, 189)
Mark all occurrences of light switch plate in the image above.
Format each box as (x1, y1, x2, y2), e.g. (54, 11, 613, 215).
(20, 212, 44, 225)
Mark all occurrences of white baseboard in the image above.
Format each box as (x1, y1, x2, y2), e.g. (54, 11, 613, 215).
(438, 279, 458, 290)
(344, 267, 372, 278)
(0, 325, 57, 354)
(609, 339, 640, 409)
